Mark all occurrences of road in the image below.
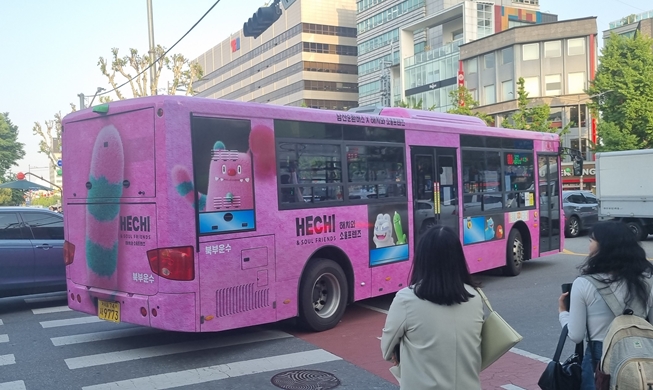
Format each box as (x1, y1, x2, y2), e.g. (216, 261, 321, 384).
(1, 236, 652, 390)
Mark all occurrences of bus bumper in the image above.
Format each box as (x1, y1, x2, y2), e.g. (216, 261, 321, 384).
(67, 280, 197, 332)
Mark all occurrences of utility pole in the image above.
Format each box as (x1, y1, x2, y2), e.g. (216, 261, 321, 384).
(78, 93, 86, 110)
(147, 0, 157, 95)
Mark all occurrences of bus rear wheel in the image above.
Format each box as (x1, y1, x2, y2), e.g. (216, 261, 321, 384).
(298, 258, 348, 332)
(503, 229, 524, 276)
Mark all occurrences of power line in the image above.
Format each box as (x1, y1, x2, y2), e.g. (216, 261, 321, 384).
(612, 0, 645, 12)
(99, 0, 222, 98)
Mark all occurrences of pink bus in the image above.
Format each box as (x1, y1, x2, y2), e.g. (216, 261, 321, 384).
(62, 96, 563, 333)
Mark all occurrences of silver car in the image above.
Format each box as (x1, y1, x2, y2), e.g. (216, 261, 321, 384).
(563, 190, 599, 238)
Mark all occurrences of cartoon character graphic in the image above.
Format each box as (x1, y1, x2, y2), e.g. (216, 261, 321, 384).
(484, 217, 495, 241)
(173, 124, 275, 212)
(373, 213, 395, 248)
(393, 211, 406, 245)
(86, 125, 124, 279)
(466, 217, 472, 230)
(206, 141, 253, 210)
(496, 225, 504, 239)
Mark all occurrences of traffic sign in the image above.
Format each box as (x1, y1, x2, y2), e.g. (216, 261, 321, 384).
(57, 160, 62, 167)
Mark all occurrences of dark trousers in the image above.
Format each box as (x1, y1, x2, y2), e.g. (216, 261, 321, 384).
(581, 340, 603, 390)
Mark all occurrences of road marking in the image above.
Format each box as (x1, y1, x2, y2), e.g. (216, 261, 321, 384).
(40, 316, 104, 328)
(0, 354, 15, 366)
(0, 381, 26, 390)
(66, 329, 293, 369)
(510, 347, 551, 364)
(357, 303, 389, 314)
(0, 320, 3, 326)
(82, 349, 341, 390)
(501, 385, 527, 390)
(52, 327, 160, 346)
(24, 294, 67, 304)
(32, 305, 71, 315)
(562, 249, 587, 256)
(0, 335, 8, 343)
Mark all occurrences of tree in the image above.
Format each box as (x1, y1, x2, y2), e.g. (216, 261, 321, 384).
(589, 32, 653, 151)
(502, 78, 562, 133)
(98, 45, 204, 99)
(0, 114, 27, 206)
(32, 107, 75, 169)
(395, 97, 428, 109)
(447, 86, 493, 125)
(0, 113, 25, 180)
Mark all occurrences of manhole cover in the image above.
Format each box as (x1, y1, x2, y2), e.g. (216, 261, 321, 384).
(270, 369, 340, 390)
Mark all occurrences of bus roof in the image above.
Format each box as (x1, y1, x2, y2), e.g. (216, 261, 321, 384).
(62, 95, 559, 143)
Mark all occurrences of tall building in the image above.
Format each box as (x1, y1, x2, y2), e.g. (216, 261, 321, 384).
(459, 17, 599, 186)
(192, 0, 359, 111)
(356, 0, 556, 109)
(603, 10, 653, 40)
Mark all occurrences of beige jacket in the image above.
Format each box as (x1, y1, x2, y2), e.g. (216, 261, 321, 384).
(381, 285, 484, 389)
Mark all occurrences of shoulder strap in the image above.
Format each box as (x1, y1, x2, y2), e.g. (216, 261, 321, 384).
(582, 275, 652, 318)
(475, 288, 494, 313)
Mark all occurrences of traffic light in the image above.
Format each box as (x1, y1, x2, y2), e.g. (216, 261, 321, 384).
(572, 154, 584, 176)
(243, 2, 282, 39)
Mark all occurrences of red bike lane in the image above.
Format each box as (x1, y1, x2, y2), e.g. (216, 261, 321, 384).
(290, 304, 548, 390)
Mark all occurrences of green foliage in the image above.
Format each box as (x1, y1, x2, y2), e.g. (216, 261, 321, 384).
(589, 32, 653, 151)
(446, 86, 493, 125)
(29, 195, 61, 208)
(502, 78, 560, 133)
(0, 173, 26, 206)
(0, 113, 26, 180)
(395, 98, 425, 109)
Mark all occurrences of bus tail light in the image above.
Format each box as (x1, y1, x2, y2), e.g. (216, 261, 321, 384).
(64, 241, 76, 266)
(147, 246, 195, 281)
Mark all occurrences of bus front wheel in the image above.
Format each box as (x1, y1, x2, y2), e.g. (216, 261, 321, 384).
(298, 258, 348, 332)
(503, 229, 524, 276)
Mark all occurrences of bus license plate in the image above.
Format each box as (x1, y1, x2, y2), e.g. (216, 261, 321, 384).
(98, 300, 120, 323)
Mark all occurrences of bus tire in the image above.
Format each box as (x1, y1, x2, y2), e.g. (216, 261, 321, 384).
(298, 258, 348, 332)
(503, 229, 524, 276)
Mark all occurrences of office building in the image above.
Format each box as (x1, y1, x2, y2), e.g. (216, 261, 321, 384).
(603, 10, 653, 40)
(357, 0, 556, 109)
(459, 17, 598, 180)
(193, 0, 359, 111)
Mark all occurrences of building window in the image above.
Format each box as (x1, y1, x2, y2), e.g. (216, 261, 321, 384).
(469, 89, 478, 102)
(501, 47, 514, 65)
(509, 20, 534, 28)
(568, 38, 585, 56)
(545, 74, 561, 96)
(477, 3, 493, 38)
(522, 43, 539, 61)
(467, 58, 478, 74)
(484, 85, 496, 105)
(544, 41, 561, 58)
(502, 80, 514, 101)
(523, 76, 540, 97)
(484, 53, 495, 69)
(453, 29, 463, 41)
(568, 72, 586, 94)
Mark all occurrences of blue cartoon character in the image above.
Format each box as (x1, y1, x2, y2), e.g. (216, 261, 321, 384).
(484, 217, 495, 241)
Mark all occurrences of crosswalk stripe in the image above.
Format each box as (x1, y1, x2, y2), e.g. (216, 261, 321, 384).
(66, 329, 293, 369)
(32, 306, 71, 315)
(0, 335, 8, 343)
(0, 354, 16, 366)
(24, 294, 67, 304)
(52, 327, 160, 346)
(82, 349, 341, 390)
(501, 385, 527, 390)
(40, 316, 104, 328)
(0, 380, 26, 390)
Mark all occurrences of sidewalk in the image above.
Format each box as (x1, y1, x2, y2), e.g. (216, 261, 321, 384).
(290, 304, 548, 390)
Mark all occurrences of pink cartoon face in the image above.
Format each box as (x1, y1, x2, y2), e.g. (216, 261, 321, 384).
(206, 146, 254, 210)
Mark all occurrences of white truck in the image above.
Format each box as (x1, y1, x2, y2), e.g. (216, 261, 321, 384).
(595, 149, 653, 241)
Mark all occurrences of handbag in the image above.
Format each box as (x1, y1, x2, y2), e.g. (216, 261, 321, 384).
(538, 325, 584, 390)
(477, 288, 524, 370)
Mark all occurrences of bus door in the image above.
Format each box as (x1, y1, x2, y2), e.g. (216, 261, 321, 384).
(538, 154, 561, 252)
(410, 147, 459, 246)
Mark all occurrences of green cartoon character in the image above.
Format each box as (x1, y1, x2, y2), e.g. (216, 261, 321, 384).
(393, 211, 406, 245)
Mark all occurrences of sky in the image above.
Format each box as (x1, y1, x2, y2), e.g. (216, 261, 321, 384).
(1, 0, 651, 187)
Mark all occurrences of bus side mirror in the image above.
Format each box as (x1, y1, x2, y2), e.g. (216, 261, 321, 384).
(572, 156, 583, 176)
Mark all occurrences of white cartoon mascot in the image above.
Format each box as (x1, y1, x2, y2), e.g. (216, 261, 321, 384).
(373, 213, 395, 248)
